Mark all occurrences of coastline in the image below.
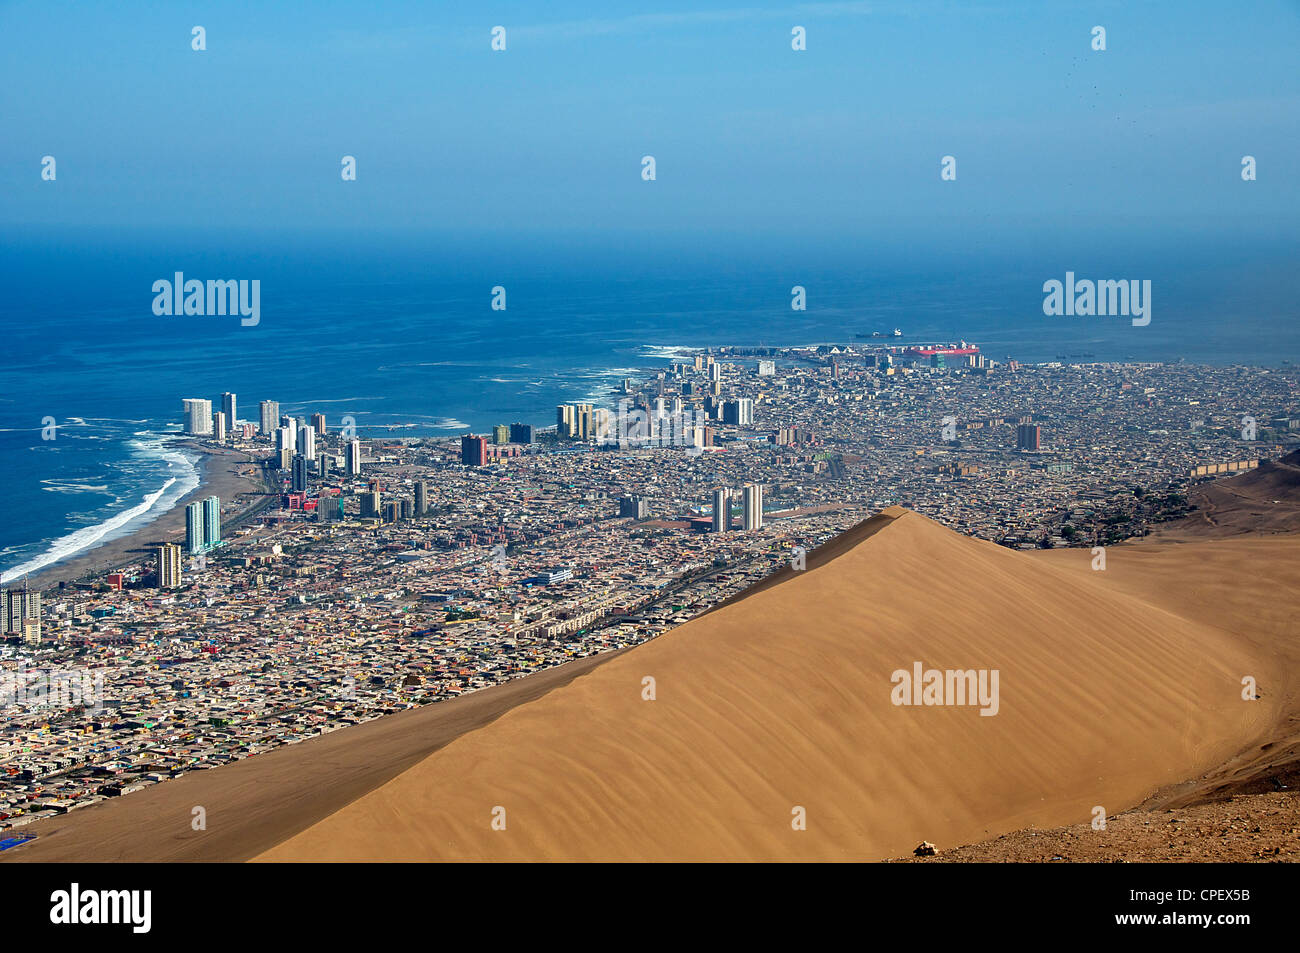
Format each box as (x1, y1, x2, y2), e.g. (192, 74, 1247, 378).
(16, 443, 269, 592)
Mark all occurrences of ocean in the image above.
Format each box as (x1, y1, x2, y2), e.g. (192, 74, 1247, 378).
(2, 226, 1298, 582)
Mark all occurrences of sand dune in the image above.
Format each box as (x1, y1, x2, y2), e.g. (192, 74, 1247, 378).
(258, 507, 1282, 862)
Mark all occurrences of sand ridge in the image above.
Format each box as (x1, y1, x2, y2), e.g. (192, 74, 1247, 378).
(257, 508, 1283, 862)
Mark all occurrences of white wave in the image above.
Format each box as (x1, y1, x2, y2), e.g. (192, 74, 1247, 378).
(40, 482, 111, 493)
(641, 345, 702, 360)
(0, 434, 201, 584)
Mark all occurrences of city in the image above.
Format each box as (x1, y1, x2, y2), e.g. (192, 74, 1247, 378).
(2, 342, 1296, 826)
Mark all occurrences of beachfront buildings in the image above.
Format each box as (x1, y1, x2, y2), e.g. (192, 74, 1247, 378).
(183, 398, 213, 436)
(185, 497, 222, 555)
(222, 392, 237, 431)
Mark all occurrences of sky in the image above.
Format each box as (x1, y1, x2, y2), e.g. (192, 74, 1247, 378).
(1, 0, 1298, 252)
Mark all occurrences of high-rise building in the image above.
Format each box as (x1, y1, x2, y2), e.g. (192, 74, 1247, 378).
(510, 423, 535, 444)
(221, 392, 237, 431)
(203, 496, 221, 549)
(346, 439, 362, 476)
(280, 415, 297, 452)
(183, 398, 213, 435)
(277, 446, 294, 470)
(2, 582, 41, 643)
(297, 426, 316, 461)
(712, 488, 730, 533)
(259, 400, 279, 436)
(291, 453, 309, 492)
(361, 489, 382, 520)
(722, 399, 755, 426)
(276, 425, 294, 453)
(1016, 423, 1041, 451)
(414, 481, 428, 516)
(311, 413, 326, 437)
(212, 411, 227, 442)
(743, 483, 764, 531)
(492, 424, 510, 445)
(619, 495, 649, 520)
(556, 404, 575, 437)
(709, 362, 721, 382)
(316, 493, 342, 522)
(185, 501, 204, 554)
(461, 434, 487, 467)
(757, 360, 776, 376)
(592, 407, 611, 442)
(155, 543, 182, 589)
(574, 404, 594, 440)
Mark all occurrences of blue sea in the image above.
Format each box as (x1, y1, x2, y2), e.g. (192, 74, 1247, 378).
(2, 226, 1298, 582)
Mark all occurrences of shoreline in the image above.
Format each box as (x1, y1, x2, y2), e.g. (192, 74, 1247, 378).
(14, 442, 269, 592)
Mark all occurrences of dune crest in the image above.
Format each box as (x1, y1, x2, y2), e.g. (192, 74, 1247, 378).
(255, 508, 1278, 861)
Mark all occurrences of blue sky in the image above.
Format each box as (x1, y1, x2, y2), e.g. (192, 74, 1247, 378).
(2, 0, 1297, 246)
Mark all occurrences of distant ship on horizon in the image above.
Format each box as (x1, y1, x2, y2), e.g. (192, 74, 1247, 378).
(857, 328, 904, 339)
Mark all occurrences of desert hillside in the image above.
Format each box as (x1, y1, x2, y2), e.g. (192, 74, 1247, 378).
(257, 507, 1281, 862)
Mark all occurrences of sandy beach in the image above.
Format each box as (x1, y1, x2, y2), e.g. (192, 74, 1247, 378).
(18, 443, 271, 592)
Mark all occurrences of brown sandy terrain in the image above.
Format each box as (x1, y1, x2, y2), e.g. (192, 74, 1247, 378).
(893, 791, 1299, 862)
(1155, 448, 1300, 539)
(22, 444, 269, 591)
(1, 645, 628, 862)
(9, 494, 1296, 863)
(254, 507, 1288, 862)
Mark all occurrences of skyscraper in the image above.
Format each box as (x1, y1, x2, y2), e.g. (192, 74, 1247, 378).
(346, 438, 362, 476)
(575, 404, 594, 440)
(221, 392, 237, 431)
(414, 481, 428, 516)
(212, 411, 227, 442)
(155, 543, 182, 589)
(311, 413, 326, 436)
(259, 400, 280, 436)
(461, 434, 487, 466)
(510, 423, 535, 444)
(2, 582, 40, 644)
(556, 404, 575, 437)
(280, 415, 297, 453)
(185, 501, 204, 554)
(743, 483, 764, 531)
(712, 488, 730, 533)
(1016, 423, 1041, 451)
(183, 398, 213, 435)
(297, 426, 316, 461)
(722, 399, 755, 426)
(203, 496, 221, 549)
(291, 453, 309, 492)
(492, 424, 510, 445)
